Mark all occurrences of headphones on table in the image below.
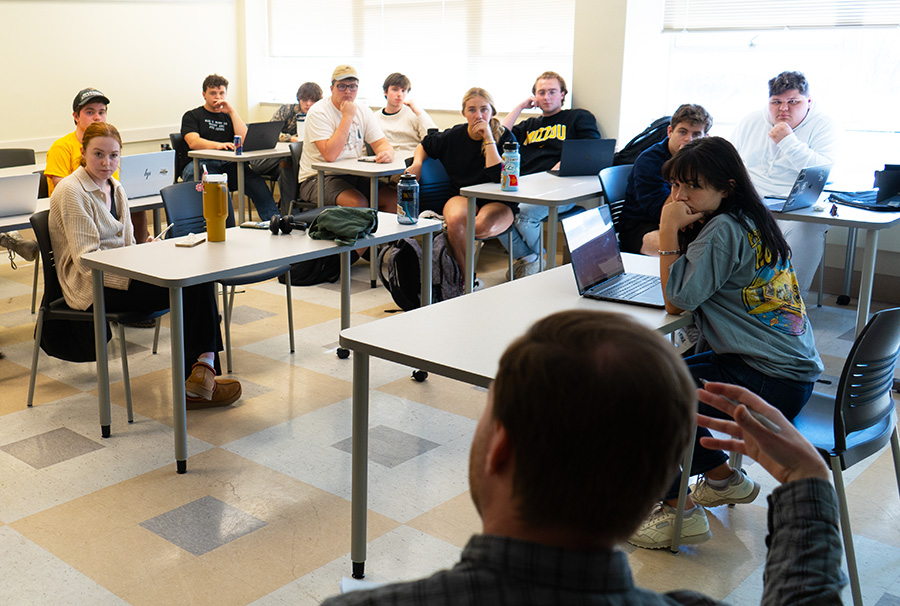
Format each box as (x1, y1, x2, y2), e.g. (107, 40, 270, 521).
(269, 214, 308, 235)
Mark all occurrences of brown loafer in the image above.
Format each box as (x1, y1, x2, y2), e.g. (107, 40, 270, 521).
(186, 378, 242, 409)
(185, 362, 216, 400)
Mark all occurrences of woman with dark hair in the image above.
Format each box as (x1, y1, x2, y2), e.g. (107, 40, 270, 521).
(630, 136, 823, 549)
(49, 122, 241, 408)
(407, 87, 516, 275)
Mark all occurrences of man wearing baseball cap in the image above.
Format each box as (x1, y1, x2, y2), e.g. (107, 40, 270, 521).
(45, 88, 150, 241)
(296, 65, 397, 210)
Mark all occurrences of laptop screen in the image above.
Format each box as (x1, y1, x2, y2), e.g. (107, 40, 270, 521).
(562, 206, 626, 294)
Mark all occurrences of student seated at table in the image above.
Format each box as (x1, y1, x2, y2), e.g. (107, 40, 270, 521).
(46, 88, 150, 243)
(374, 72, 437, 154)
(629, 136, 823, 549)
(406, 87, 516, 275)
(49, 122, 241, 409)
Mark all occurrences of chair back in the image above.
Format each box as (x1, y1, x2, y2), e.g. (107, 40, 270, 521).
(832, 307, 900, 456)
(29, 210, 65, 306)
(0, 148, 35, 169)
(160, 181, 236, 238)
(289, 140, 303, 182)
(169, 133, 191, 182)
(598, 164, 633, 229)
(419, 157, 453, 213)
(35, 170, 49, 199)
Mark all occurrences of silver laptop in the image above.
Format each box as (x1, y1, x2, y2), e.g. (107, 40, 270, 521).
(0, 173, 40, 217)
(763, 165, 831, 213)
(561, 205, 665, 308)
(243, 120, 284, 152)
(549, 139, 616, 177)
(119, 150, 175, 198)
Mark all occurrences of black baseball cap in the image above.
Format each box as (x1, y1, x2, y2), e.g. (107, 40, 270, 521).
(73, 88, 110, 112)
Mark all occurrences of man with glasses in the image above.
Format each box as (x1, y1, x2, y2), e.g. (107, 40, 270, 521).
(730, 71, 838, 292)
(297, 65, 396, 210)
(501, 71, 601, 278)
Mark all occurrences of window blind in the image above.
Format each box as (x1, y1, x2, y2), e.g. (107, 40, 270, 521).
(663, 0, 900, 31)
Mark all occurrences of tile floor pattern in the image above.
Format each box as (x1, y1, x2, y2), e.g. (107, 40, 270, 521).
(0, 235, 898, 605)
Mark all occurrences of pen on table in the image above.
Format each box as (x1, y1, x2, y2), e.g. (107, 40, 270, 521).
(153, 223, 174, 241)
(698, 379, 782, 434)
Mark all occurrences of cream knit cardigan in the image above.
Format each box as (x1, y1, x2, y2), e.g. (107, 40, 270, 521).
(49, 166, 135, 311)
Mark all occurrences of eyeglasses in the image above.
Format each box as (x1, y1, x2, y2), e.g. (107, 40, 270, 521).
(335, 83, 358, 92)
(769, 98, 807, 108)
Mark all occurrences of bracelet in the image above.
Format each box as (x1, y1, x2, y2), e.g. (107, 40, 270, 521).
(484, 140, 496, 145)
(658, 249, 680, 256)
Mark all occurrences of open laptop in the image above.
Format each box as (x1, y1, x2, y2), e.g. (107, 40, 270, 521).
(549, 138, 616, 177)
(242, 120, 284, 152)
(119, 150, 174, 198)
(561, 205, 665, 308)
(0, 173, 40, 217)
(829, 165, 900, 211)
(763, 165, 831, 213)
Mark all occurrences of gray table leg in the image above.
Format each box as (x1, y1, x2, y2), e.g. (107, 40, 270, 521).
(92, 269, 111, 438)
(670, 431, 696, 553)
(236, 163, 246, 224)
(369, 178, 378, 288)
(547, 206, 559, 269)
(169, 287, 188, 473)
(422, 231, 433, 306)
(153, 209, 162, 236)
(337, 251, 352, 360)
(192, 158, 200, 183)
(351, 350, 370, 578)
(465, 197, 476, 293)
(855, 230, 878, 337)
(838, 228, 858, 306)
(317, 170, 325, 208)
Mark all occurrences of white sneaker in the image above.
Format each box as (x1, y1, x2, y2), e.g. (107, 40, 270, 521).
(691, 469, 760, 507)
(628, 503, 712, 549)
(473, 277, 484, 291)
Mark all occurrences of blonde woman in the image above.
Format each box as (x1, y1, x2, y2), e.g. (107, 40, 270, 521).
(408, 87, 517, 272)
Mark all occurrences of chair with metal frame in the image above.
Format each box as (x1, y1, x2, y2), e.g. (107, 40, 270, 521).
(0, 148, 35, 169)
(598, 164, 633, 233)
(160, 182, 295, 373)
(27, 210, 165, 421)
(793, 307, 900, 606)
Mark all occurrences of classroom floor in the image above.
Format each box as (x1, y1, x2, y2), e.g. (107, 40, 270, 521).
(1, 235, 898, 606)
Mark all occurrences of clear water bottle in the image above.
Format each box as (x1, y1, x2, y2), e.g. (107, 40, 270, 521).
(501, 141, 520, 192)
(397, 172, 419, 224)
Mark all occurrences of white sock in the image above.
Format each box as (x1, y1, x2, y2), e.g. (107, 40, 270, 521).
(197, 352, 215, 368)
(519, 253, 538, 263)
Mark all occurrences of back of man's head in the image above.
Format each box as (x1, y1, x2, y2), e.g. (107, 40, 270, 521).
(203, 74, 229, 92)
(491, 310, 696, 543)
(297, 82, 323, 103)
(768, 71, 809, 97)
(670, 104, 713, 133)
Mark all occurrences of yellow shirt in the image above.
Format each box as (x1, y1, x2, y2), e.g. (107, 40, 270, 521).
(45, 131, 119, 195)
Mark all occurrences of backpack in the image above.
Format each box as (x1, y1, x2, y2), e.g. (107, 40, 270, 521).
(277, 255, 341, 286)
(378, 231, 463, 311)
(613, 116, 671, 166)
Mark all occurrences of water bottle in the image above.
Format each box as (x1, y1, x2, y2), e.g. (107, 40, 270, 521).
(397, 172, 419, 224)
(501, 142, 520, 192)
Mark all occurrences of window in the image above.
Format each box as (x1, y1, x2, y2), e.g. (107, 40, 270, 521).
(663, 0, 900, 31)
(265, 0, 576, 110)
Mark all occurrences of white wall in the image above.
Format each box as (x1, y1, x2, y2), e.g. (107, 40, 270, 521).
(0, 0, 239, 157)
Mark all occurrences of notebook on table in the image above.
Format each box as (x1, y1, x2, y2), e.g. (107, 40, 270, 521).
(242, 121, 284, 152)
(763, 165, 831, 213)
(548, 138, 616, 177)
(561, 205, 665, 308)
(119, 150, 175, 198)
(0, 173, 40, 217)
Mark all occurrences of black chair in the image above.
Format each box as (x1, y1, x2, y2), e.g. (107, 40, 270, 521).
(27, 210, 165, 421)
(284, 141, 312, 216)
(160, 182, 295, 372)
(598, 164, 633, 232)
(0, 148, 35, 169)
(793, 307, 900, 606)
(169, 133, 190, 183)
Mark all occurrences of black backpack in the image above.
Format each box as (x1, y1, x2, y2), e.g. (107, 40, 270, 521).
(613, 116, 671, 166)
(378, 232, 463, 311)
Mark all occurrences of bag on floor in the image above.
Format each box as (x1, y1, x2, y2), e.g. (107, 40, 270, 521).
(378, 231, 463, 311)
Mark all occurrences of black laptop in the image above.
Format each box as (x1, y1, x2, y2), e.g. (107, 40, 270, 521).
(829, 165, 900, 211)
(242, 120, 284, 152)
(549, 139, 616, 177)
(561, 205, 665, 308)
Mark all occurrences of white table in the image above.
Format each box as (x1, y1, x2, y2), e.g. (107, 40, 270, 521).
(310, 156, 411, 288)
(82, 214, 441, 473)
(775, 200, 900, 336)
(0, 163, 46, 178)
(189, 143, 290, 224)
(338, 254, 692, 578)
(459, 172, 603, 293)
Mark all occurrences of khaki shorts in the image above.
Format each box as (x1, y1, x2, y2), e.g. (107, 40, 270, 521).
(298, 174, 371, 206)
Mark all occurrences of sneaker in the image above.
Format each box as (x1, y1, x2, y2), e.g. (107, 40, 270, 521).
(473, 277, 484, 291)
(628, 503, 712, 549)
(184, 361, 242, 408)
(0, 231, 38, 262)
(513, 257, 541, 279)
(690, 469, 760, 507)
